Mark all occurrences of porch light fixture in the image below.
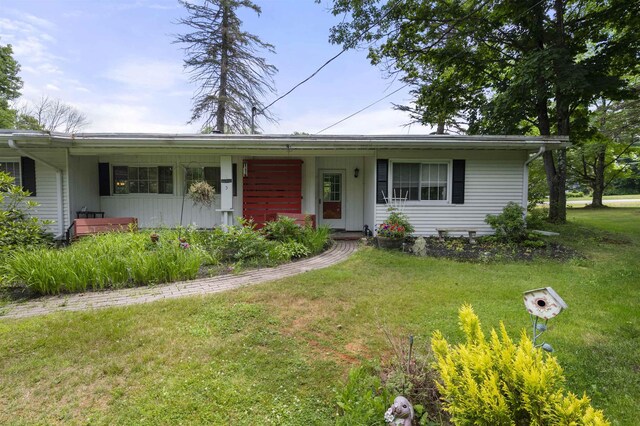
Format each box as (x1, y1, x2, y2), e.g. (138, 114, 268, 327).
(354, 167, 359, 178)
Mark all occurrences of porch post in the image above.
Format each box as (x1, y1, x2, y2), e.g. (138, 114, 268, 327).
(302, 157, 316, 216)
(219, 155, 233, 228)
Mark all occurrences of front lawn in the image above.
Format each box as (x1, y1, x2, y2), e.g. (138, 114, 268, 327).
(1, 208, 638, 425)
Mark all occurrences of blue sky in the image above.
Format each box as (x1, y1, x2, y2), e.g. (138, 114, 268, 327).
(1, 0, 431, 134)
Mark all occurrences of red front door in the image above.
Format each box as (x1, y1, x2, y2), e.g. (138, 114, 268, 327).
(242, 159, 303, 225)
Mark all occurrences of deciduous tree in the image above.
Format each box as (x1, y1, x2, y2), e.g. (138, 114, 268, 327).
(324, 0, 639, 223)
(569, 90, 640, 207)
(18, 96, 89, 133)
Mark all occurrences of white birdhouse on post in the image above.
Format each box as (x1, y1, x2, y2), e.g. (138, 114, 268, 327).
(523, 287, 568, 320)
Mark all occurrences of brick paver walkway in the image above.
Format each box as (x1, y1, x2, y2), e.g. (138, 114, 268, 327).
(1, 240, 358, 320)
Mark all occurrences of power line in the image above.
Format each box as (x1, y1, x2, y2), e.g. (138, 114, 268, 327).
(258, 0, 403, 116)
(313, 0, 547, 134)
(316, 84, 409, 134)
(260, 50, 347, 114)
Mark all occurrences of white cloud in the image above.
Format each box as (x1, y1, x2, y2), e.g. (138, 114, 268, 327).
(45, 83, 60, 91)
(76, 101, 197, 133)
(0, 12, 60, 77)
(18, 12, 55, 31)
(104, 59, 187, 91)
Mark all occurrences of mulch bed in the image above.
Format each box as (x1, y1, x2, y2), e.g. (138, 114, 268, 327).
(378, 237, 582, 262)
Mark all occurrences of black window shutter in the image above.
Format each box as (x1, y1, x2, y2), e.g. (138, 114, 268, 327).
(232, 163, 237, 196)
(98, 162, 110, 196)
(20, 157, 36, 196)
(452, 159, 465, 204)
(376, 159, 388, 204)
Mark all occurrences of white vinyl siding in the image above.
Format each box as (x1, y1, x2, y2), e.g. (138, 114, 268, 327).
(99, 154, 223, 228)
(0, 148, 70, 236)
(377, 151, 527, 236)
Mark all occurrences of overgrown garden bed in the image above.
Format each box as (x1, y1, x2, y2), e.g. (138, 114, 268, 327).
(0, 217, 331, 296)
(375, 202, 581, 262)
(402, 235, 580, 262)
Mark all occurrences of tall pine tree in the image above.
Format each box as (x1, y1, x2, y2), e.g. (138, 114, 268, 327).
(176, 0, 277, 133)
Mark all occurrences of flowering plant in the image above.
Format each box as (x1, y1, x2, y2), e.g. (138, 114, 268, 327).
(377, 210, 414, 238)
(377, 222, 407, 238)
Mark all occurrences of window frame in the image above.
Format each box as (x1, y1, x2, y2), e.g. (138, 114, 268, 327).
(0, 158, 22, 187)
(390, 160, 452, 205)
(183, 165, 222, 196)
(111, 164, 175, 196)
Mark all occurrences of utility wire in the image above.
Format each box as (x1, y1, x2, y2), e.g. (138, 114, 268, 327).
(316, 84, 409, 134)
(260, 50, 348, 114)
(314, 0, 547, 134)
(259, 0, 403, 115)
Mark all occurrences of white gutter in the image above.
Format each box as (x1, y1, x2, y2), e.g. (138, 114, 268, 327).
(522, 146, 546, 211)
(8, 139, 65, 238)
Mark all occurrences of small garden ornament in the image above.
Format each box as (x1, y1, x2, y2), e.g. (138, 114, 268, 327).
(179, 237, 190, 249)
(523, 287, 567, 352)
(384, 396, 414, 426)
(412, 236, 426, 256)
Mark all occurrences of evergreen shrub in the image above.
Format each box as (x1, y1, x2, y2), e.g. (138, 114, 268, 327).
(431, 305, 609, 425)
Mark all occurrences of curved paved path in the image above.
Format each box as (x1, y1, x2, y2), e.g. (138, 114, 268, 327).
(1, 240, 358, 320)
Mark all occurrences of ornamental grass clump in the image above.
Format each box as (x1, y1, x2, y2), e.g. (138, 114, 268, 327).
(3, 231, 205, 295)
(431, 305, 609, 425)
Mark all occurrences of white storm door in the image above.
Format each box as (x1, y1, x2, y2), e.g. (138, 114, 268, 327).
(319, 170, 346, 229)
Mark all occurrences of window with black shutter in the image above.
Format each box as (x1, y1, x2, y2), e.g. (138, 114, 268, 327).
(376, 159, 388, 204)
(451, 160, 465, 204)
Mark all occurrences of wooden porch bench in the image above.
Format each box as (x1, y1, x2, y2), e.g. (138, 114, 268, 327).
(436, 228, 478, 244)
(68, 217, 138, 241)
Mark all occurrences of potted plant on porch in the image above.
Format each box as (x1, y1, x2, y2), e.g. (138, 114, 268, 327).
(376, 210, 414, 250)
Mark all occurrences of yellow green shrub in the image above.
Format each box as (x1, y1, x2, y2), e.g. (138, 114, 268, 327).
(431, 305, 609, 425)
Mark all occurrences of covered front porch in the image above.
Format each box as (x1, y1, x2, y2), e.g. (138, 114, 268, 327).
(66, 151, 374, 232)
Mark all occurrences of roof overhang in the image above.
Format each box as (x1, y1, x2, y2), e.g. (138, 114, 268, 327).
(0, 131, 570, 151)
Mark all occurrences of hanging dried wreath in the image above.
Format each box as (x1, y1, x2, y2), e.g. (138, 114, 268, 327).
(188, 181, 215, 207)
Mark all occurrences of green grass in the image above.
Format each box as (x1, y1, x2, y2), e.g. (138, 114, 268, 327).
(1, 208, 639, 425)
(565, 193, 640, 201)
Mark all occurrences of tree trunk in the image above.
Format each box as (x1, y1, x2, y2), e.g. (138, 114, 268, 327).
(531, 0, 566, 223)
(549, 0, 568, 223)
(216, 2, 230, 133)
(590, 147, 606, 207)
(436, 121, 445, 134)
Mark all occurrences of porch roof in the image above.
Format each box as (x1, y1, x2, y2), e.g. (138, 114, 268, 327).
(0, 130, 569, 151)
